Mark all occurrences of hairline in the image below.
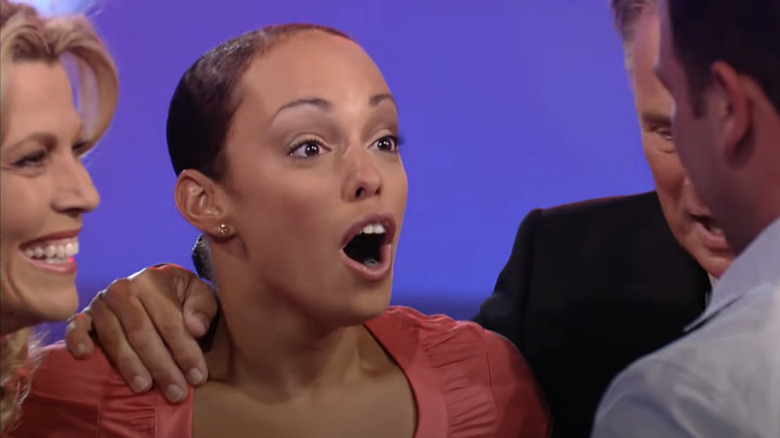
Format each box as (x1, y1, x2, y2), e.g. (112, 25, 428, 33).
(612, 0, 659, 71)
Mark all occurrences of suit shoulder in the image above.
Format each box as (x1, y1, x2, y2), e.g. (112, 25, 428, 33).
(525, 191, 681, 263)
(540, 191, 660, 221)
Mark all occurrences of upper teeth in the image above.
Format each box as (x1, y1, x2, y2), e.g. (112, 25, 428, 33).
(361, 223, 386, 234)
(23, 238, 79, 261)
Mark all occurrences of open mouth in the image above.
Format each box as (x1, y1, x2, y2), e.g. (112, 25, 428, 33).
(692, 215, 725, 237)
(340, 213, 396, 277)
(343, 223, 388, 267)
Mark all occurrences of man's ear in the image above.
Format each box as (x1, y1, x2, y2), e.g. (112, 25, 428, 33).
(710, 61, 752, 162)
(175, 169, 230, 238)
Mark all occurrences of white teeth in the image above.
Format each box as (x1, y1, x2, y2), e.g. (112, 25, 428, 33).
(361, 223, 386, 235)
(22, 238, 79, 263)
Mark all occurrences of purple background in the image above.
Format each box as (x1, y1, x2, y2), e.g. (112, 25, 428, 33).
(29, 0, 652, 337)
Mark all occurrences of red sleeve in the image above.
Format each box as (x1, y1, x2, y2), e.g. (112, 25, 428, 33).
(374, 306, 552, 438)
(6, 342, 106, 437)
(484, 330, 552, 438)
(5, 342, 160, 438)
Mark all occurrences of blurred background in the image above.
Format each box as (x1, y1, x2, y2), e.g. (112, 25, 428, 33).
(28, 0, 652, 337)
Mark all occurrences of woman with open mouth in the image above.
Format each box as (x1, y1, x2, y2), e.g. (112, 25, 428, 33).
(8, 23, 551, 438)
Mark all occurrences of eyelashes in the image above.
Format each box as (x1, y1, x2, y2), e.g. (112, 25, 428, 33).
(287, 136, 329, 158)
(287, 132, 407, 159)
(72, 141, 91, 157)
(394, 134, 406, 150)
(372, 133, 404, 153)
(12, 140, 91, 168)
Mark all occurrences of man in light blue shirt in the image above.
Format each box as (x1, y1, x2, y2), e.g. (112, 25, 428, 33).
(592, 0, 780, 436)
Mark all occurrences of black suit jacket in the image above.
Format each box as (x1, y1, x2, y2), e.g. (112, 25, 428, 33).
(474, 191, 710, 438)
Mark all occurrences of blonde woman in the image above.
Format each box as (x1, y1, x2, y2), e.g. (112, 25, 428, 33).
(0, 0, 117, 431)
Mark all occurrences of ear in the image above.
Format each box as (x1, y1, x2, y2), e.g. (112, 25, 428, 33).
(175, 169, 230, 238)
(710, 61, 751, 161)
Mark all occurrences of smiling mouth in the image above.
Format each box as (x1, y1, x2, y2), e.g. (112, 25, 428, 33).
(343, 223, 388, 267)
(21, 238, 79, 264)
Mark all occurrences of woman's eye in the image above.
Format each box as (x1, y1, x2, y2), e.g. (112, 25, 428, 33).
(371, 135, 402, 153)
(289, 140, 328, 158)
(72, 141, 90, 158)
(13, 150, 46, 167)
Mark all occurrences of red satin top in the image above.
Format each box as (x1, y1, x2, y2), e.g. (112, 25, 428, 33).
(7, 306, 551, 437)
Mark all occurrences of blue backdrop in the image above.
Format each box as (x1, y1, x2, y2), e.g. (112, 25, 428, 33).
(29, 0, 652, 335)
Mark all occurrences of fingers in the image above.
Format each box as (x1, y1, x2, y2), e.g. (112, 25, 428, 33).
(88, 291, 153, 394)
(100, 279, 191, 403)
(65, 312, 96, 358)
(135, 280, 210, 388)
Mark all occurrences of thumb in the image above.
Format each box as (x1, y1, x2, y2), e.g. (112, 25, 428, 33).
(180, 280, 218, 338)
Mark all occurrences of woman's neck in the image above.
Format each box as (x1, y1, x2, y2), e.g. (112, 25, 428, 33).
(229, 309, 368, 400)
(210, 264, 386, 403)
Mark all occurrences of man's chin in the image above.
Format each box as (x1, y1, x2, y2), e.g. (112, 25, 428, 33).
(680, 224, 735, 279)
(693, 251, 734, 280)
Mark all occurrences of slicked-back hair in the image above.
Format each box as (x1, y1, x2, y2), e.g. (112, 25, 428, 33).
(166, 23, 352, 180)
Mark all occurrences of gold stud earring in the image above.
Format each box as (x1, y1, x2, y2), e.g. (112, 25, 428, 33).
(218, 224, 230, 236)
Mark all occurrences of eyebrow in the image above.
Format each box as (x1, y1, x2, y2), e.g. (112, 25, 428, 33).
(640, 111, 671, 127)
(269, 93, 397, 123)
(4, 132, 59, 152)
(2, 122, 87, 155)
(369, 93, 396, 107)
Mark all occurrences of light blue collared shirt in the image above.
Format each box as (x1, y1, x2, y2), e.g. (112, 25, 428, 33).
(591, 217, 780, 438)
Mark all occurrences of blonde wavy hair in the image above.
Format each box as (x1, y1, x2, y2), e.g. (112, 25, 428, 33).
(0, 0, 118, 431)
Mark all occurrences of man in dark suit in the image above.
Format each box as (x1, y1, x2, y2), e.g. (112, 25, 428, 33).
(471, 2, 734, 435)
(62, 1, 734, 437)
(473, 192, 710, 437)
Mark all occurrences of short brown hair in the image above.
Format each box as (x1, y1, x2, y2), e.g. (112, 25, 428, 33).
(166, 23, 352, 180)
(667, 0, 780, 116)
